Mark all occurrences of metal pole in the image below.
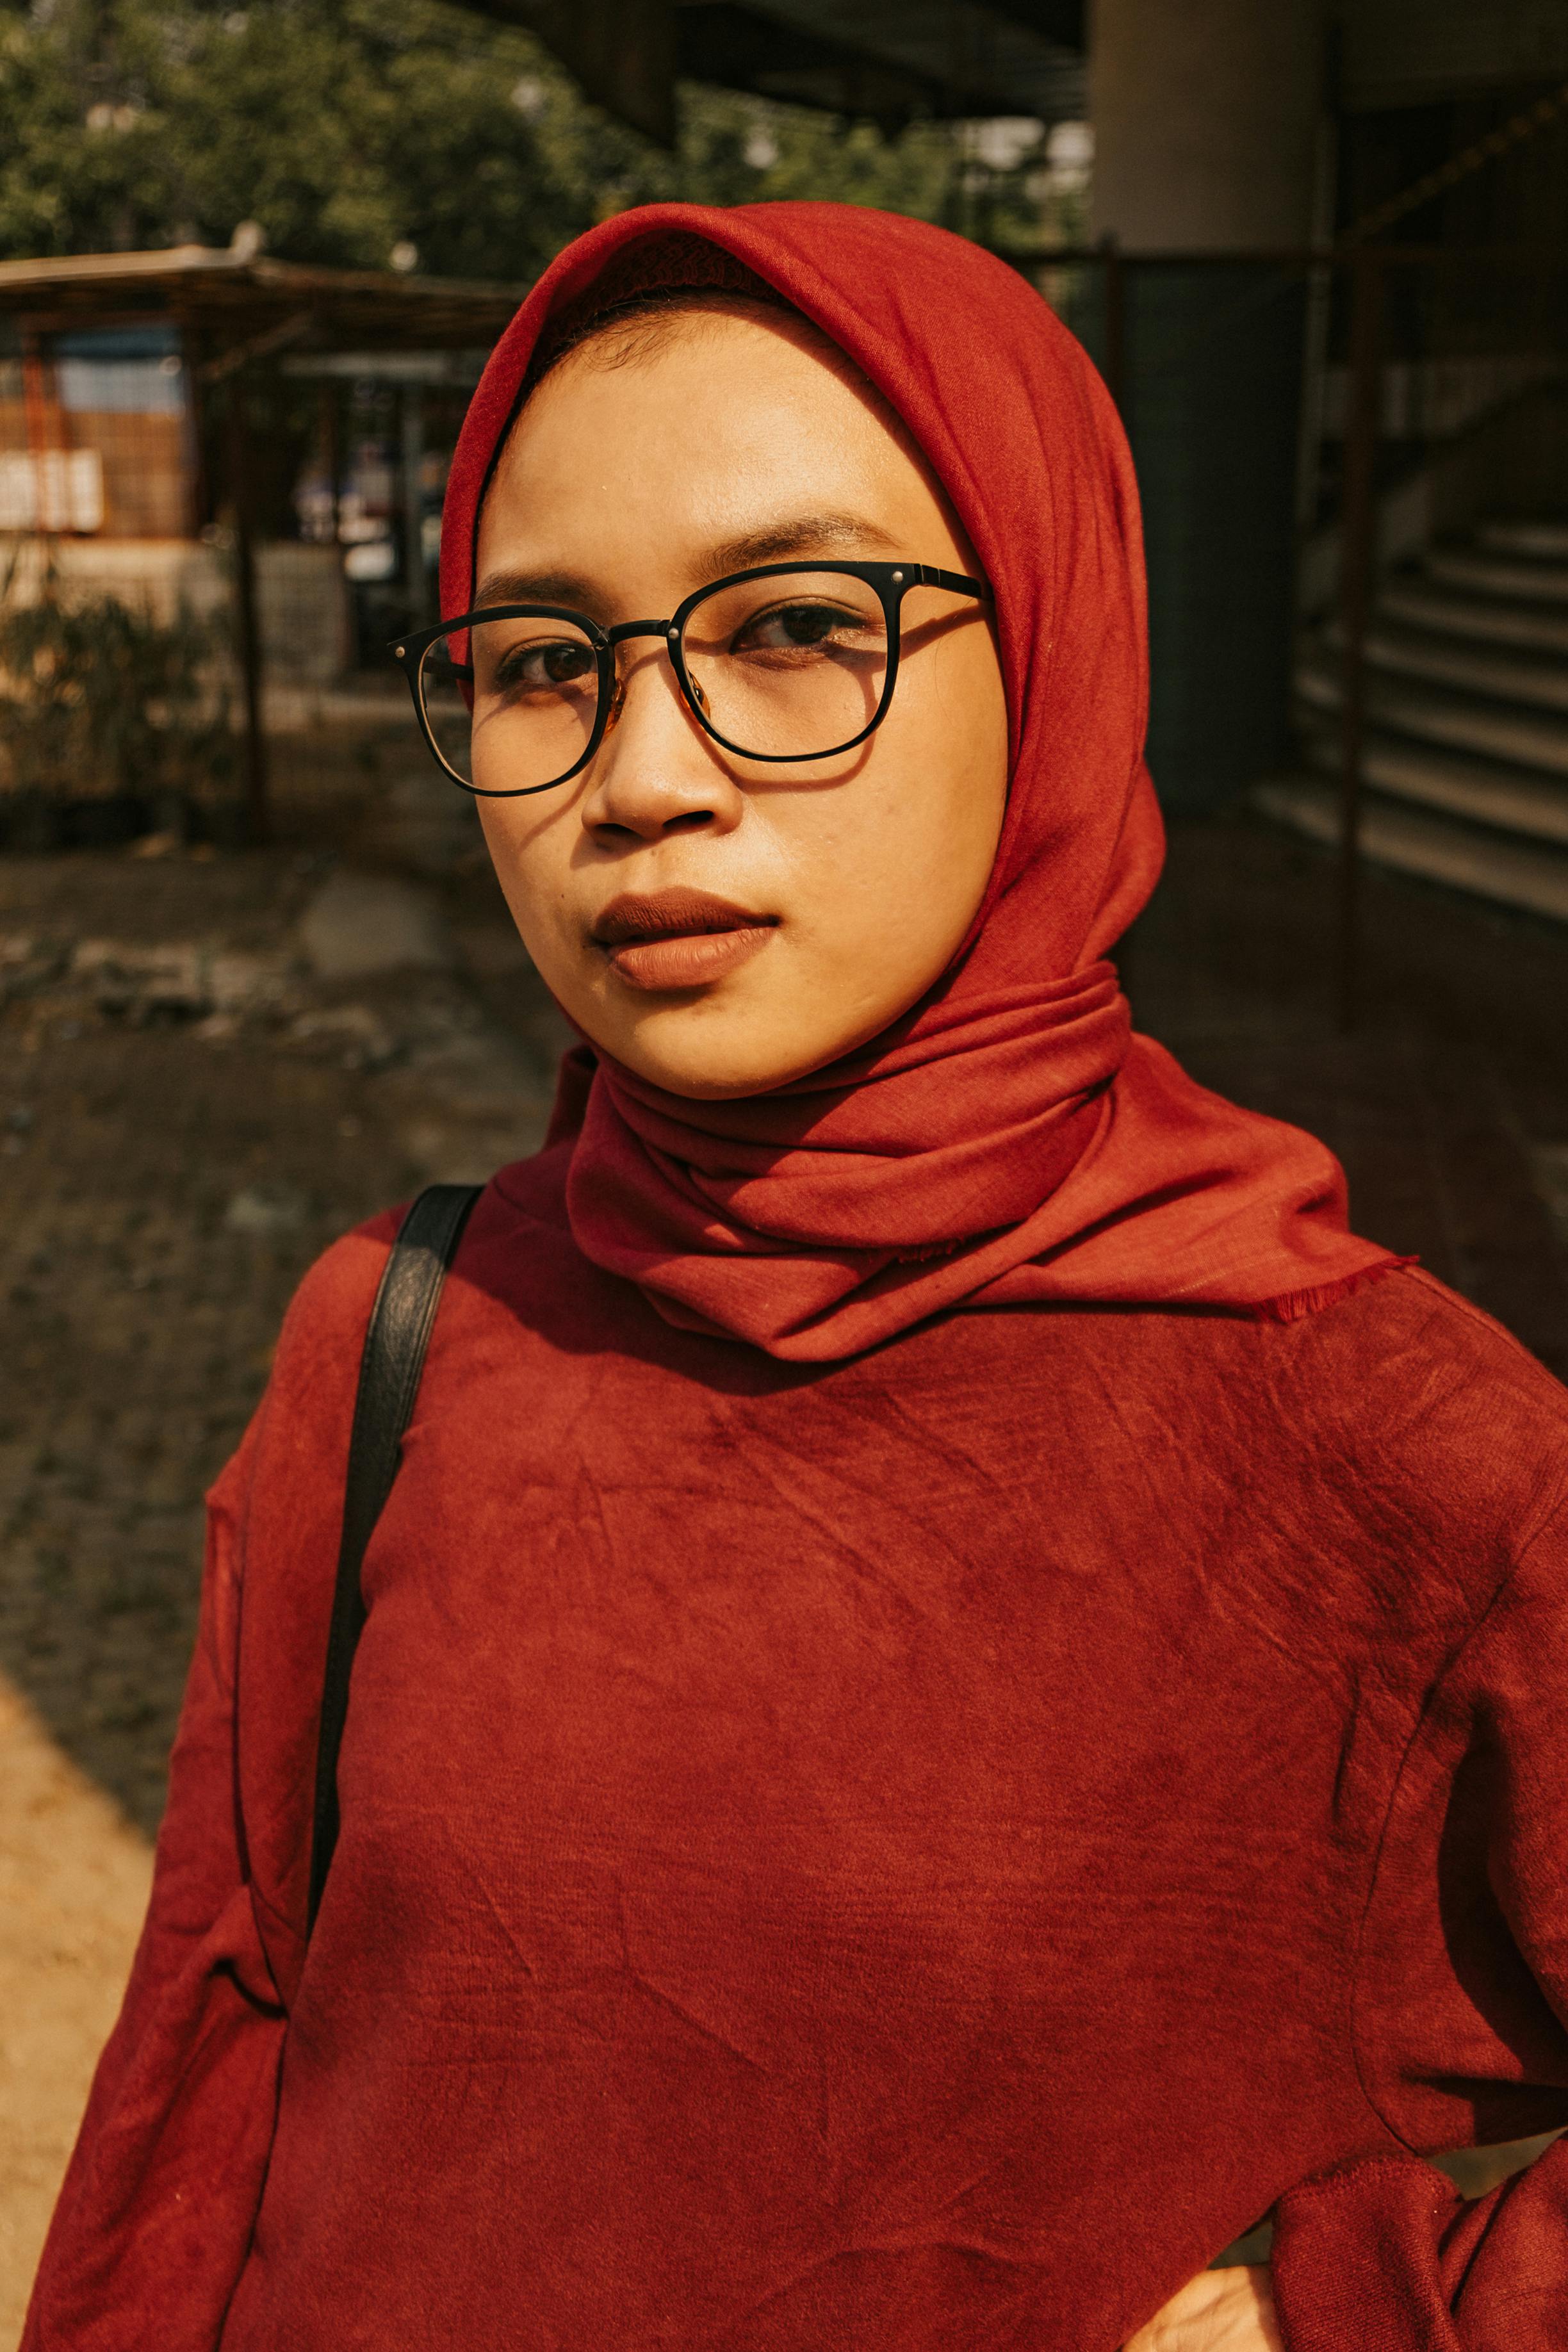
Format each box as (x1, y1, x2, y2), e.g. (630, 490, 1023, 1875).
(20, 329, 63, 537)
(401, 382, 429, 629)
(1336, 249, 1382, 1034)
(1099, 233, 1126, 413)
(184, 332, 211, 542)
(20, 329, 56, 461)
(226, 378, 270, 845)
(320, 378, 343, 544)
(1096, 234, 1131, 993)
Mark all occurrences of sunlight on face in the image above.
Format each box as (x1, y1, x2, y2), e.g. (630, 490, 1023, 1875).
(472, 304, 1009, 1100)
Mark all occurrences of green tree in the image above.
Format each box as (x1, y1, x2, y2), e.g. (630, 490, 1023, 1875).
(0, 0, 961, 277)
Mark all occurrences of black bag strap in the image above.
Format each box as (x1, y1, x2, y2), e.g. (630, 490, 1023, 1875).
(307, 1182, 482, 1936)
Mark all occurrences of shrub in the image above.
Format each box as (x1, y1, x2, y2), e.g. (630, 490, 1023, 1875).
(0, 557, 234, 819)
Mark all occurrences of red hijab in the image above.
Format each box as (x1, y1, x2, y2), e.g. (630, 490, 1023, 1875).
(443, 202, 1398, 1362)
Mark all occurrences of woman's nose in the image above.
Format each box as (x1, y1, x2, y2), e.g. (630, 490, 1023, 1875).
(579, 642, 744, 842)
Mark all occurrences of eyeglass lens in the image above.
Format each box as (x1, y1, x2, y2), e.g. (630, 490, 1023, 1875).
(419, 569, 898, 794)
(420, 613, 598, 795)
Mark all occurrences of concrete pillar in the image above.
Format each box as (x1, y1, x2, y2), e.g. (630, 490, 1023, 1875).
(1091, 0, 1323, 250)
(1086, 0, 1327, 815)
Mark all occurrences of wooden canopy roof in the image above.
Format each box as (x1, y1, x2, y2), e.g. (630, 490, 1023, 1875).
(0, 247, 525, 364)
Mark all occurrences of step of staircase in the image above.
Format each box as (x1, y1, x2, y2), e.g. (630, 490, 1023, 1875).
(1376, 583, 1568, 657)
(1272, 513, 1568, 925)
(1424, 548, 1568, 604)
(1478, 519, 1568, 560)
(1321, 621, 1568, 714)
(1252, 776, 1568, 925)
(1298, 730, 1568, 848)
(1297, 654, 1568, 776)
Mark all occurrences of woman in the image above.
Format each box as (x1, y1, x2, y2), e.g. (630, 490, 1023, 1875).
(24, 203, 1568, 2352)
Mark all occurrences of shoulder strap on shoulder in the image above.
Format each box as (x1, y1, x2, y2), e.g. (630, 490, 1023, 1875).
(307, 1182, 482, 1936)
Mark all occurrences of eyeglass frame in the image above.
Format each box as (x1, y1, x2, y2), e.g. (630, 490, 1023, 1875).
(389, 559, 992, 798)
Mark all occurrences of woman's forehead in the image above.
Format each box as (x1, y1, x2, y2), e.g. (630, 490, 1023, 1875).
(510, 303, 887, 451)
(484, 313, 960, 571)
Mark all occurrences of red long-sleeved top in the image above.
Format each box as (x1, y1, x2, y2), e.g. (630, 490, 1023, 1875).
(23, 1155, 1568, 2350)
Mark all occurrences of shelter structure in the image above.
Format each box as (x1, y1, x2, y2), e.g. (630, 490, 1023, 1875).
(0, 247, 523, 844)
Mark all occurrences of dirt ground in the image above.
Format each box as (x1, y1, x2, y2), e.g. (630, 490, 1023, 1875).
(1, 808, 1565, 2333)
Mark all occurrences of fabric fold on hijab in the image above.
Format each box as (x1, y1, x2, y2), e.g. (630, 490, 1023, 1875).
(443, 200, 1402, 1362)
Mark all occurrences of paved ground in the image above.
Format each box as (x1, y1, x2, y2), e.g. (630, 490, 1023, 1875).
(1134, 815, 1568, 1379)
(1, 806, 1565, 2332)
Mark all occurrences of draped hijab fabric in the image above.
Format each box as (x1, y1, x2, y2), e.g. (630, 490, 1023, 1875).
(441, 201, 1399, 1362)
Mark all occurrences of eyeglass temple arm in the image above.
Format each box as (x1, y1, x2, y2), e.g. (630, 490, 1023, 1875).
(911, 564, 992, 600)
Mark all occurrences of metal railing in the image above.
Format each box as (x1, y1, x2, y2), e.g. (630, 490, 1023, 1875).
(996, 238, 1568, 1022)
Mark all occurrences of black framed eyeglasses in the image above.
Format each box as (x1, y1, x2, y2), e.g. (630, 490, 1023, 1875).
(389, 560, 992, 797)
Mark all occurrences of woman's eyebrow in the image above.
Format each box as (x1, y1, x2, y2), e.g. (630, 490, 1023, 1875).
(473, 516, 902, 615)
(702, 514, 904, 572)
(474, 566, 600, 610)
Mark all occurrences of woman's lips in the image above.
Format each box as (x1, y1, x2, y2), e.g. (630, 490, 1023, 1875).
(592, 890, 779, 993)
(608, 927, 776, 990)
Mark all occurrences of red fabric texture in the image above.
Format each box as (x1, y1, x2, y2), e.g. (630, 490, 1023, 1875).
(440, 202, 1400, 1360)
(21, 1188, 1568, 2352)
(523, 229, 785, 384)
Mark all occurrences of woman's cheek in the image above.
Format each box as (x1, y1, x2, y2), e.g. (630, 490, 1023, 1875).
(480, 820, 571, 991)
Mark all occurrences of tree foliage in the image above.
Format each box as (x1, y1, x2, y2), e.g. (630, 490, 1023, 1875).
(0, 0, 963, 276)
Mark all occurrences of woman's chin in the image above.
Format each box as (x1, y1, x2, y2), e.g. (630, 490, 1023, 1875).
(584, 974, 931, 1101)
(612, 1046, 822, 1102)
(603, 1007, 844, 1102)
(557, 955, 926, 1102)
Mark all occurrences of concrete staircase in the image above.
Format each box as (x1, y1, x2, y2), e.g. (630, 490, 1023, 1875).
(1255, 519, 1568, 924)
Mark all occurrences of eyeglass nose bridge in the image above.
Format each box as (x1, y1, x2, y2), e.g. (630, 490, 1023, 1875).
(606, 611, 714, 719)
(600, 617, 709, 733)
(605, 618, 679, 648)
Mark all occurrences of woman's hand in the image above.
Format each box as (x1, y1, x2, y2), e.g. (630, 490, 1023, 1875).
(1123, 2264, 1283, 2351)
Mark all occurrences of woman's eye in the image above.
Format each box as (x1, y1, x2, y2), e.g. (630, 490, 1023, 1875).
(493, 640, 595, 692)
(733, 602, 868, 655)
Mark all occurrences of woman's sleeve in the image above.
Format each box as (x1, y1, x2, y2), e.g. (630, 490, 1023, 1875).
(20, 1413, 290, 2352)
(1271, 1498, 1568, 2351)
